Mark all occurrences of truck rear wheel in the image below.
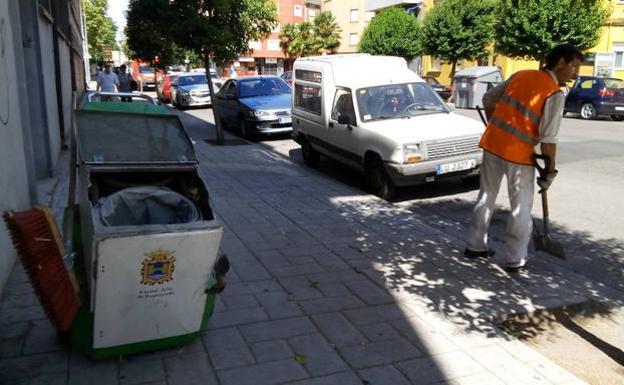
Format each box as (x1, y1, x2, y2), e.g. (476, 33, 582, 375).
(301, 139, 320, 167)
(365, 158, 395, 200)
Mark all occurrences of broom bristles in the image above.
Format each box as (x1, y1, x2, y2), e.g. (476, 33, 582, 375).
(3, 208, 80, 332)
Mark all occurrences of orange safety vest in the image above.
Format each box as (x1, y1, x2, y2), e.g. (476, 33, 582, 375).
(480, 70, 561, 165)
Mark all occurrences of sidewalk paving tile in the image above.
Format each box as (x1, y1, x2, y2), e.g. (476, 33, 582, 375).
(250, 339, 293, 362)
(310, 312, 366, 348)
(339, 338, 422, 369)
(287, 333, 349, 376)
(396, 351, 486, 384)
(202, 327, 254, 370)
(240, 316, 317, 343)
(68, 353, 118, 385)
(299, 295, 365, 314)
(164, 352, 219, 385)
(217, 358, 309, 385)
(357, 365, 412, 385)
(255, 291, 304, 319)
(119, 358, 166, 385)
(284, 371, 362, 385)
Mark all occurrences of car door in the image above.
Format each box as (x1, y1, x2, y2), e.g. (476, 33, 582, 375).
(327, 88, 360, 166)
(566, 78, 595, 112)
(216, 80, 238, 124)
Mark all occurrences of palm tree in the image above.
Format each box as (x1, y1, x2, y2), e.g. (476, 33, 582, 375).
(313, 11, 341, 54)
(279, 24, 298, 58)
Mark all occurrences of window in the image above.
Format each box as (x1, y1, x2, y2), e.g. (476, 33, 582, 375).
(267, 39, 280, 51)
(365, 11, 375, 21)
(273, 23, 281, 33)
(331, 89, 356, 125)
(294, 5, 303, 17)
(294, 84, 322, 115)
(350, 9, 359, 22)
(349, 33, 359, 46)
(613, 45, 624, 69)
(578, 79, 595, 89)
(249, 40, 262, 50)
(308, 9, 317, 19)
(295, 70, 322, 83)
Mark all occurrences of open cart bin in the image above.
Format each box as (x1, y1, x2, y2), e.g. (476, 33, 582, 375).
(71, 100, 226, 358)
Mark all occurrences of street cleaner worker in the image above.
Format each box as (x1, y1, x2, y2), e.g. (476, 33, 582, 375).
(464, 43, 583, 273)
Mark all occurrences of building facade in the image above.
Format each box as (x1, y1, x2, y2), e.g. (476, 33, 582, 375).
(234, 0, 321, 76)
(0, 0, 86, 295)
(321, 0, 375, 53)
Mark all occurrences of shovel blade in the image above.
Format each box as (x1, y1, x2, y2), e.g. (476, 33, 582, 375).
(534, 233, 566, 260)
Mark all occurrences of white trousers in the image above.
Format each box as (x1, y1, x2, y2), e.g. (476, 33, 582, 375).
(466, 151, 535, 268)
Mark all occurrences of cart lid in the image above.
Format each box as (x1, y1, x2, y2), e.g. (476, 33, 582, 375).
(75, 110, 197, 165)
(81, 102, 171, 115)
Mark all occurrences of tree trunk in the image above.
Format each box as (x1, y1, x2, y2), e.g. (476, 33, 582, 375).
(449, 60, 457, 87)
(204, 53, 224, 145)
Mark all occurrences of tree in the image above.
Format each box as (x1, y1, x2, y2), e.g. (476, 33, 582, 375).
(280, 12, 341, 58)
(495, 0, 610, 64)
(82, 0, 117, 64)
(169, 0, 278, 144)
(313, 11, 341, 55)
(126, 0, 189, 97)
(358, 7, 421, 61)
(420, 0, 495, 84)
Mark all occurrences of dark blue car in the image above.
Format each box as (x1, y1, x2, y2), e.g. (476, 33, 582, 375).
(564, 76, 624, 121)
(214, 76, 292, 138)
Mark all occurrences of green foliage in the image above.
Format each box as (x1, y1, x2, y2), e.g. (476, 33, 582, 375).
(279, 11, 341, 58)
(126, 0, 187, 69)
(313, 11, 341, 54)
(420, 0, 495, 68)
(169, 0, 278, 66)
(495, 0, 610, 62)
(82, 0, 117, 63)
(358, 7, 421, 61)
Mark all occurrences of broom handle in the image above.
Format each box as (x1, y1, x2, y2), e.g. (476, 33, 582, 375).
(541, 189, 550, 236)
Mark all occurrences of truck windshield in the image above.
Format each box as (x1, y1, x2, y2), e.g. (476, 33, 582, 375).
(356, 82, 448, 121)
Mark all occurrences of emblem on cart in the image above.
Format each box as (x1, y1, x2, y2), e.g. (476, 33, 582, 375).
(141, 250, 176, 285)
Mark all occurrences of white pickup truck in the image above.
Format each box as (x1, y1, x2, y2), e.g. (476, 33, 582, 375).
(291, 54, 485, 199)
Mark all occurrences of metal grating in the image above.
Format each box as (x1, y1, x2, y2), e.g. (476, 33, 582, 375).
(425, 136, 481, 160)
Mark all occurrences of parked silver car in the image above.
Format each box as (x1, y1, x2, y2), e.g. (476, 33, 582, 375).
(171, 72, 222, 110)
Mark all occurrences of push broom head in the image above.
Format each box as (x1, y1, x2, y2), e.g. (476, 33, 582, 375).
(3, 207, 80, 331)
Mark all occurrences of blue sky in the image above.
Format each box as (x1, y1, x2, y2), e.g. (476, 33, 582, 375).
(107, 0, 129, 42)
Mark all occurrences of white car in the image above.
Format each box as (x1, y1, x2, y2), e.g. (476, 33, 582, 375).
(291, 54, 485, 199)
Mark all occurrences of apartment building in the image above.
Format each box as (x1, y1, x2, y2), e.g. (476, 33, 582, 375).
(234, 0, 320, 76)
(320, 1, 374, 53)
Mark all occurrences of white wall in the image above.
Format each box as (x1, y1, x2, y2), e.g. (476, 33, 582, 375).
(0, 0, 35, 296)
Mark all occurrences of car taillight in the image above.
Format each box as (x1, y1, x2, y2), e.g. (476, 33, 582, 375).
(599, 88, 615, 97)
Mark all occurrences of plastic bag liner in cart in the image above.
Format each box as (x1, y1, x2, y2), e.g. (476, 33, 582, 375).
(99, 186, 200, 226)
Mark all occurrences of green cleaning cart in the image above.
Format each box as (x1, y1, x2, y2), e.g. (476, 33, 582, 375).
(70, 92, 227, 358)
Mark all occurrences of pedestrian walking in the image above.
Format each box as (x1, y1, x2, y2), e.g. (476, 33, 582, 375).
(96, 63, 119, 101)
(464, 43, 584, 273)
(116, 64, 134, 102)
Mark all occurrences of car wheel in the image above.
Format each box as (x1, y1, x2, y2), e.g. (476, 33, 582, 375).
(365, 158, 395, 200)
(176, 95, 187, 110)
(239, 120, 250, 139)
(611, 114, 624, 121)
(301, 139, 320, 167)
(580, 102, 596, 120)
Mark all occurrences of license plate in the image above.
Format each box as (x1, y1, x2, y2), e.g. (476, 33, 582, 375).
(435, 159, 477, 175)
(615, 106, 624, 111)
(278, 116, 292, 124)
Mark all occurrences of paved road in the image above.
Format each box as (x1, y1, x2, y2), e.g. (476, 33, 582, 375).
(175, 103, 624, 242)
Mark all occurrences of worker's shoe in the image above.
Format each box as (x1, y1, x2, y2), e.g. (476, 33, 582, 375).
(464, 248, 495, 259)
(502, 265, 527, 274)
